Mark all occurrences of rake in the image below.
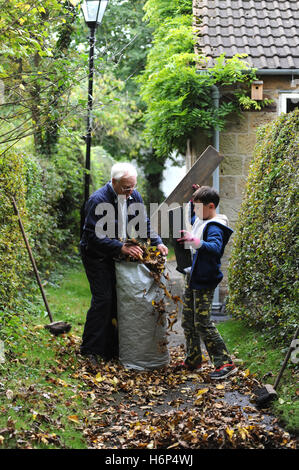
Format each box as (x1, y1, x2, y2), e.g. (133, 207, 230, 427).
(254, 325, 298, 406)
(11, 196, 71, 337)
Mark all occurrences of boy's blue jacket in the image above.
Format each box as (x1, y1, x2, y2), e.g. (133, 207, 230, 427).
(189, 216, 233, 290)
(80, 182, 162, 259)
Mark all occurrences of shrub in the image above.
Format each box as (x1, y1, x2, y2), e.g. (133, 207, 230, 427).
(0, 146, 84, 341)
(0, 151, 35, 347)
(0, 151, 31, 312)
(227, 109, 299, 343)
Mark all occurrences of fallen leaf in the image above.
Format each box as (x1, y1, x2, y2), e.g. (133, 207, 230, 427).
(95, 373, 105, 383)
(68, 415, 80, 423)
(196, 388, 209, 396)
(6, 390, 13, 400)
(226, 427, 234, 441)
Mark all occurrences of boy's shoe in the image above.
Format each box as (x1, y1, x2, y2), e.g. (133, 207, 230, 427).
(210, 363, 237, 380)
(175, 361, 202, 372)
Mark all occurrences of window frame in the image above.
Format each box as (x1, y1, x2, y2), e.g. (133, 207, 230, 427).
(278, 90, 299, 115)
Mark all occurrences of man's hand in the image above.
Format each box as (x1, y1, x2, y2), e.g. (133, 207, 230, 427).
(177, 231, 201, 249)
(157, 243, 168, 256)
(121, 243, 143, 259)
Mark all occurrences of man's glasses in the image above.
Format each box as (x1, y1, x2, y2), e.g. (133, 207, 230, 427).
(120, 184, 137, 192)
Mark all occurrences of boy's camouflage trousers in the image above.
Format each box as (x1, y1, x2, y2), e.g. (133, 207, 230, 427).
(181, 277, 232, 369)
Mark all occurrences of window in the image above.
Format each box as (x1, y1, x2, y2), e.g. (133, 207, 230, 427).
(278, 92, 299, 115)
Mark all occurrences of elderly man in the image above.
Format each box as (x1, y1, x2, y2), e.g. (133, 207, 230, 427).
(79, 162, 168, 365)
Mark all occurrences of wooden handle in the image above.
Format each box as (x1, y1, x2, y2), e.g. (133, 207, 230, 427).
(11, 197, 54, 323)
(273, 325, 299, 390)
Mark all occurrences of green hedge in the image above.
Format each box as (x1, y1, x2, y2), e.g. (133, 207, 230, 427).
(227, 109, 299, 342)
(0, 147, 84, 346)
(0, 152, 30, 313)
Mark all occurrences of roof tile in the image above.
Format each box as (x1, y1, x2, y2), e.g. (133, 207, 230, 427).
(194, 0, 299, 69)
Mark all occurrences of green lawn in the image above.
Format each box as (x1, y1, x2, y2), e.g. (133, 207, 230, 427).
(0, 263, 92, 449)
(44, 267, 90, 336)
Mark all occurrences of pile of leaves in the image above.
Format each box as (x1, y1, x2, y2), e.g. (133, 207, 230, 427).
(74, 337, 296, 450)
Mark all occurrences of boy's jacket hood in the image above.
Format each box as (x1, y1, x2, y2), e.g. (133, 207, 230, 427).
(210, 214, 229, 227)
(192, 213, 233, 243)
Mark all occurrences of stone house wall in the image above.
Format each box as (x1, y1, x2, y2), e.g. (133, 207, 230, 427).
(188, 75, 299, 301)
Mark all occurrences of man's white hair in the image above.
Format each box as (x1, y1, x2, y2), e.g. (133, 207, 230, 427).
(111, 162, 138, 181)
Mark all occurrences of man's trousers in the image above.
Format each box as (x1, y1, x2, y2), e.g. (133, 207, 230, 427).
(80, 248, 119, 360)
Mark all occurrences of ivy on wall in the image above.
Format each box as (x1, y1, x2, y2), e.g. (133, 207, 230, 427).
(137, 0, 270, 162)
(227, 109, 299, 342)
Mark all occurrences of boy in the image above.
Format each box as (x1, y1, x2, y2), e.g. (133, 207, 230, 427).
(178, 186, 237, 380)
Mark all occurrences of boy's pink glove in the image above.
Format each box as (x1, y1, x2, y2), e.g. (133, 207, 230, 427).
(177, 230, 201, 249)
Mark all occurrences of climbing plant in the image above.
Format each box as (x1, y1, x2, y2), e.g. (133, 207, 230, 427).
(137, 0, 271, 161)
(227, 109, 299, 342)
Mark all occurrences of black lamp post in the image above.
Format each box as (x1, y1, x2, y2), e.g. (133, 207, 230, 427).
(80, 0, 109, 235)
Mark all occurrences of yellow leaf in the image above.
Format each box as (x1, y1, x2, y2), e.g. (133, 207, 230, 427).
(95, 372, 105, 383)
(33, 325, 44, 330)
(196, 388, 209, 396)
(57, 379, 68, 387)
(244, 369, 250, 377)
(226, 427, 234, 440)
(68, 415, 79, 423)
(216, 384, 225, 389)
(194, 388, 209, 405)
(238, 426, 249, 440)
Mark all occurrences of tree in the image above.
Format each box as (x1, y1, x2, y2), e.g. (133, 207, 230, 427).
(0, 0, 82, 157)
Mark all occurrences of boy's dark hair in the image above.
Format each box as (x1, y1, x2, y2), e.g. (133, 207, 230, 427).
(193, 186, 220, 208)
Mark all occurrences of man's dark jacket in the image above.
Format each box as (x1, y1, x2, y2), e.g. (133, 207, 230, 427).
(80, 182, 162, 258)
